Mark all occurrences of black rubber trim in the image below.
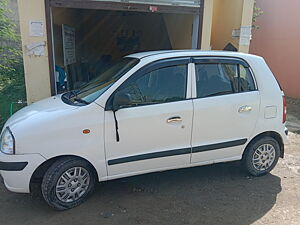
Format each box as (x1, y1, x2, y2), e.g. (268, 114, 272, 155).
(192, 139, 247, 153)
(193, 57, 250, 68)
(108, 139, 247, 166)
(139, 51, 189, 59)
(108, 148, 191, 165)
(0, 161, 28, 171)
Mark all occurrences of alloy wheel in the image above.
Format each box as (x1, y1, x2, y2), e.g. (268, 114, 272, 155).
(252, 144, 276, 171)
(55, 167, 90, 203)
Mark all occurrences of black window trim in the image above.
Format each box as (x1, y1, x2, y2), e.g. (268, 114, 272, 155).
(247, 66, 259, 91)
(193, 56, 258, 99)
(105, 57, 191, 111)
(192, 56, 250, 68)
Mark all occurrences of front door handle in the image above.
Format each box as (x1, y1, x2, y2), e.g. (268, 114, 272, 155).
(238, 105, 252, 113)
(167, 116, 182, 123)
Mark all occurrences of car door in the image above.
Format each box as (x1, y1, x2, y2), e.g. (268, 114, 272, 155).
(104, 58, 194, 178)
(191, 57, 260, 164)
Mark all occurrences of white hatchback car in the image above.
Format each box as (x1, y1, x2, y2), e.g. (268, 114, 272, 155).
(0, 50, 288, 210)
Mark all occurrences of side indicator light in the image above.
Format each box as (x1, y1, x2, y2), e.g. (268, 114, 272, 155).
(83, 129, 90, 134)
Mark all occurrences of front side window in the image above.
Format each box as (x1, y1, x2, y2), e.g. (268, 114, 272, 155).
(195, 62, 256, 98)
(116, 64, 187, 106)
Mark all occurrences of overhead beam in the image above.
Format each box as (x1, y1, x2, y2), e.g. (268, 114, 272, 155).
(49, 0, 201, 14)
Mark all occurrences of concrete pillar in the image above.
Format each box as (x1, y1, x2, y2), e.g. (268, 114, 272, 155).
(201, 0, 214, 50)
(18, 0, 51, 103)
(239, 0, 255, 53)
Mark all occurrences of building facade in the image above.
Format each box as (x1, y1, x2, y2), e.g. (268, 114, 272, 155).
(250, 0, 300, 99)
(18, 0, 254, 103)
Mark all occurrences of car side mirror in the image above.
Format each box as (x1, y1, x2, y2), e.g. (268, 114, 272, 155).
(112, 92, 132, 111)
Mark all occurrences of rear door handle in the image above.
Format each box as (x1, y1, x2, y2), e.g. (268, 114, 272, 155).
(238, 105, 252, 113)
(167, 116, 182, 123)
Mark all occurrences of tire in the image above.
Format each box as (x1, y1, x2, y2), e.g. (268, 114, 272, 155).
(242, 136, 280, 176)
(41, 157, 96, 210)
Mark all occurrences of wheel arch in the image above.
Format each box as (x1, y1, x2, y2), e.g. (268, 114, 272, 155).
(30, 155, 99, 191)
(243, 131, 284, 159)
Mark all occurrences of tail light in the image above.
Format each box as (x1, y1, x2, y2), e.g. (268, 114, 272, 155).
(282, 96, 287, 123)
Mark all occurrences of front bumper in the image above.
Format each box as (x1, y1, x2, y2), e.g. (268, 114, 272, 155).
(0, 152, 46, 193)
(0, 161, 28, 171)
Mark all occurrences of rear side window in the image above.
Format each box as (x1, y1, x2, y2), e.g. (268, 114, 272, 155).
(195, 63, 256, 98)
(117, 64, 187, 106)
(239, 64, 256, 92)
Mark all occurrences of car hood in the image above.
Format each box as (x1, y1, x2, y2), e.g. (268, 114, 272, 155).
(3, 95, 78, 131)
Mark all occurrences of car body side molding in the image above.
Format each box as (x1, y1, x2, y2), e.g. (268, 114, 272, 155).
(107, 138, 247, 165)
(192, 138, 247, 153)
(108, 148, 191, 165)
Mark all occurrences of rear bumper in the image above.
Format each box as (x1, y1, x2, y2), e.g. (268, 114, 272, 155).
(285, 127, 289, 136)
(0, 152, 46, 193)
(279, 126, 289, 158)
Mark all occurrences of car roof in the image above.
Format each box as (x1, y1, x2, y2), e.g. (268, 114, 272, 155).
(127, 50, 261, 61)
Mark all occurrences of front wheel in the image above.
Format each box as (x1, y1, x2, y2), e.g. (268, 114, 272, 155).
(41, 157, 96, 210)
(242, 137, 280, 176)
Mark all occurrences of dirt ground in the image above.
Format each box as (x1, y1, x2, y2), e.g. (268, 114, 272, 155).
(0, 98, 299, 225)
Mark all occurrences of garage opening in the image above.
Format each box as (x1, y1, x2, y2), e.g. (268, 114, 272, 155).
(50, 5, 200, 93)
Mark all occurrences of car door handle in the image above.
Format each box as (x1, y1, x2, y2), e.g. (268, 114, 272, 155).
(167, 116, 182, 123)
(238, 105, 252, 113)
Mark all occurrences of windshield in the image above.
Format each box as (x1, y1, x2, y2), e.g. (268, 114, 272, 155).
(62, 57, 139, 105)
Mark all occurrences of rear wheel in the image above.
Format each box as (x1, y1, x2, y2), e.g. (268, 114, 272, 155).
(41, 157, 96, 210)
(242, 137, 280, 176)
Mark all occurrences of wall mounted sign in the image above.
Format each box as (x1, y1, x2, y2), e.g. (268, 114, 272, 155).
(62, 25, 76, 66)
(29, 21, 44, 37)
(239, 26, 252, 46)
(232, 29, 240, 38)
(26, 41, 46, 56)
(149, 6, 158, 12)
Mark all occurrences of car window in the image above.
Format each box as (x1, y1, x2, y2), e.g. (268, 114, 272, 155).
(195, 63, 237, 98)
(221, 64, 239, 92)
(239, 64, 256, 92)
(195, 63, 255, 98)
(117, 64, 187, 106)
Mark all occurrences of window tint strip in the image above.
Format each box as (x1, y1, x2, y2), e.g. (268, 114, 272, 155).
(193, 57, 250, 68)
